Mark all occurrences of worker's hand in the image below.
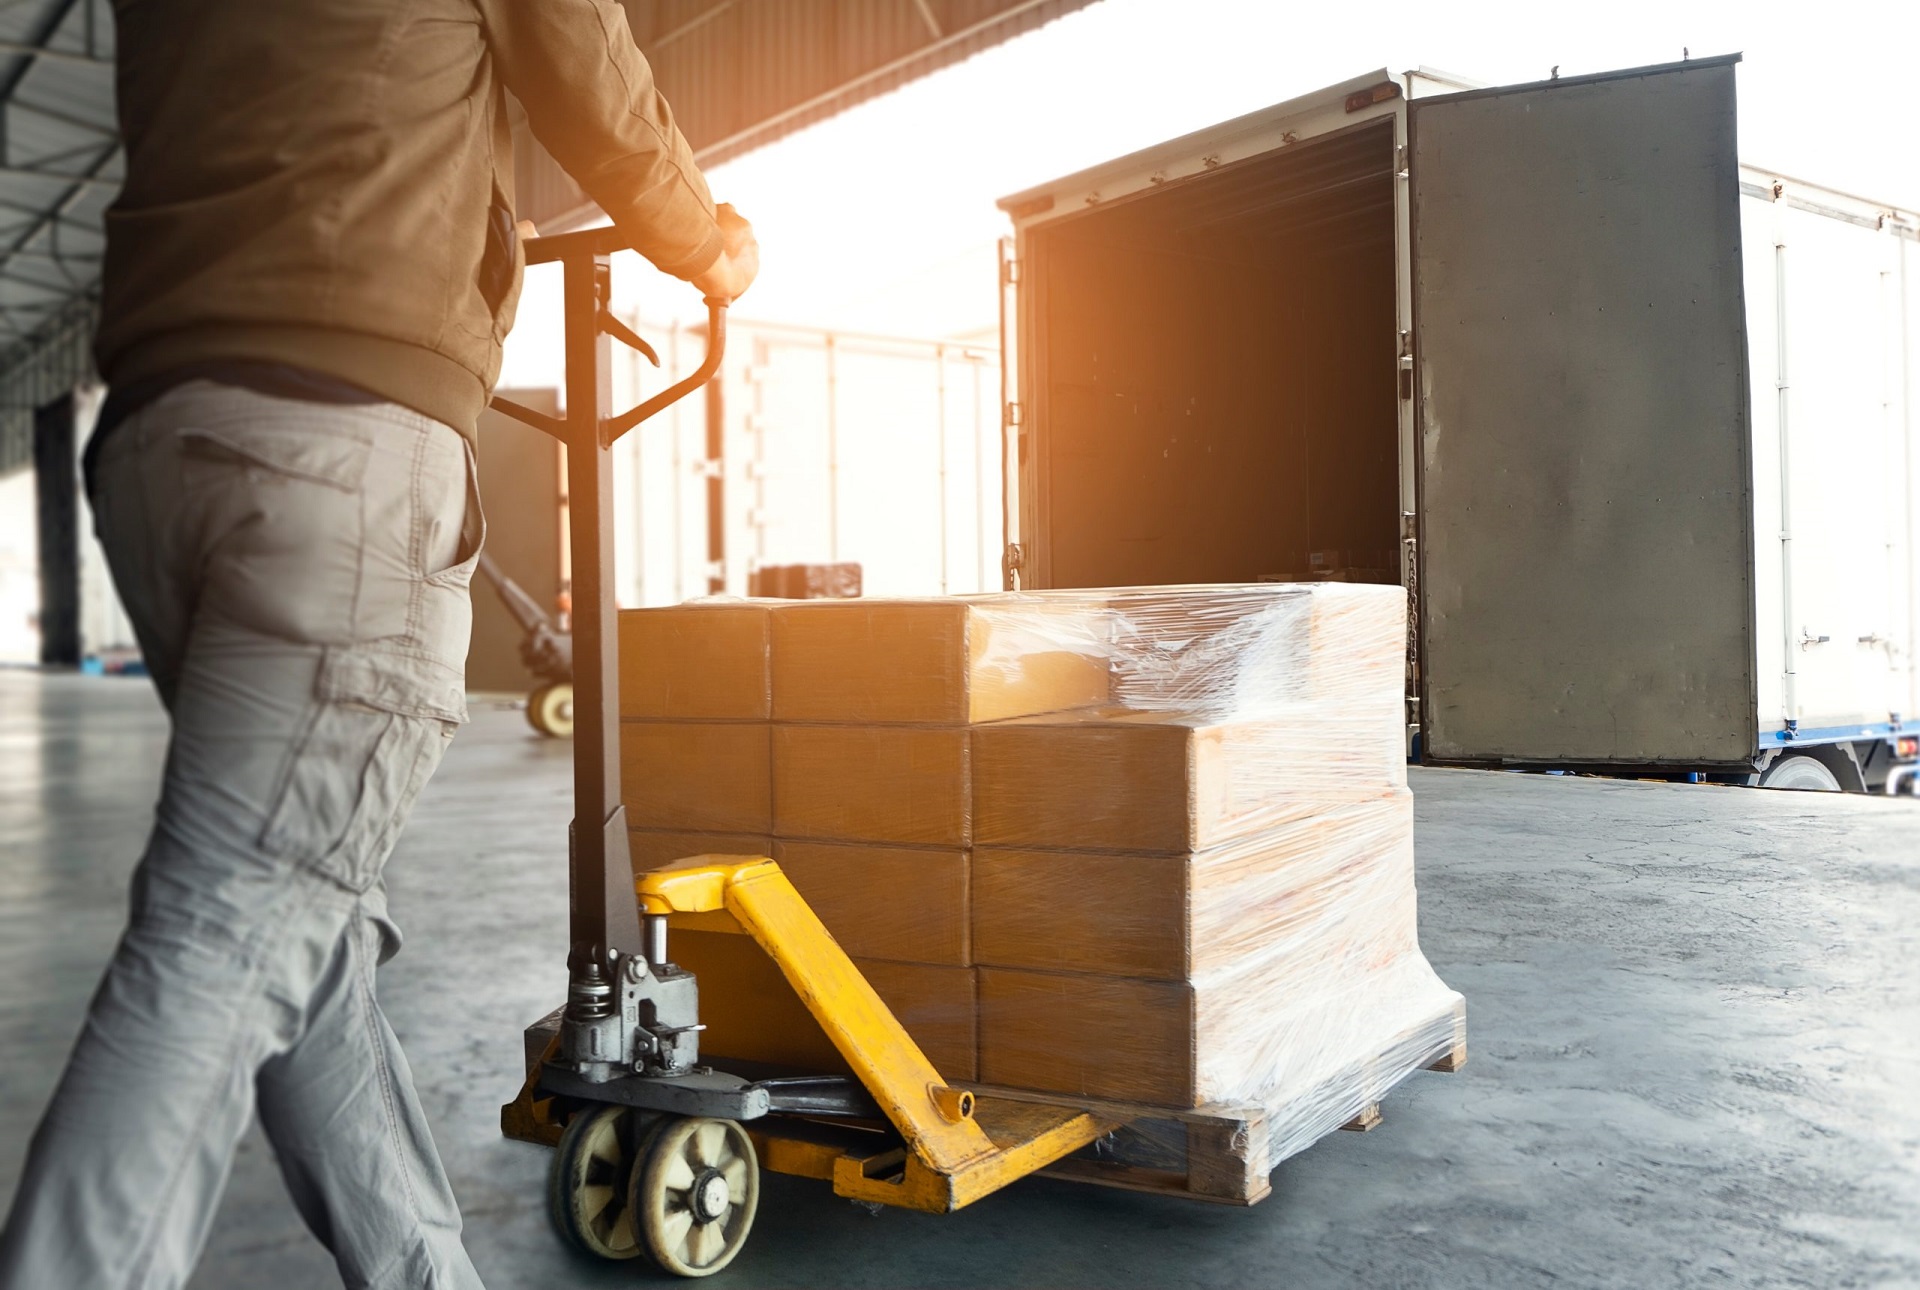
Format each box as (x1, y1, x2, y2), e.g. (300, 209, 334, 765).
(691, 203, 758, 302)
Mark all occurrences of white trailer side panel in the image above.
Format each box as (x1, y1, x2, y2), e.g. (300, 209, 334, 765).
(1743, 175, 1920, 733)
(613, 319, 1001, 605)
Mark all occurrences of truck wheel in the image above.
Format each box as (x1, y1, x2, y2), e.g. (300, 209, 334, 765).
(527, 683, 575, 739)
(1758, 754, 1840, 792)
(632, 1116, 759, 1277)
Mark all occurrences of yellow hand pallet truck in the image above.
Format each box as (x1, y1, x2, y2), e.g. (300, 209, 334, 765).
(490, 229, 1114, 1277)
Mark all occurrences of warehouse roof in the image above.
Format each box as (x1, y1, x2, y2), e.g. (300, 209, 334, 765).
(0, 0, 115, 391)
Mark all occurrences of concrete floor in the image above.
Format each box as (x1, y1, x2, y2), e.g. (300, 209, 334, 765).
(2, 668, 1917, 1289)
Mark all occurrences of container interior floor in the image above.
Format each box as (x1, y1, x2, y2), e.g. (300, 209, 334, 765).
(1029, 118, 1401, 589)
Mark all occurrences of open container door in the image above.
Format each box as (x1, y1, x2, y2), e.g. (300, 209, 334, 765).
(1411, 56, 1758, 767)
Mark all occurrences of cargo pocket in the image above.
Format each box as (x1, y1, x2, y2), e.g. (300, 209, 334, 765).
(259, 651, 459, 893)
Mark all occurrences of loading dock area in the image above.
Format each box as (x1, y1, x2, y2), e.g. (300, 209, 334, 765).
(4, 669, 1913, 1287)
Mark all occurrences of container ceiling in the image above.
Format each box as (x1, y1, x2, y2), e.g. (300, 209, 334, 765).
(0, 0, 1100, 468)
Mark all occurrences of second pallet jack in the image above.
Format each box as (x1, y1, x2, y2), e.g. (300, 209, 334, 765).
(476, 550, 576, 738)
(490, 228, 1116, 1277)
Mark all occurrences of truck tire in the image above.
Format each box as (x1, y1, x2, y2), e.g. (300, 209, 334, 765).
(1758, 754, 1841, 792)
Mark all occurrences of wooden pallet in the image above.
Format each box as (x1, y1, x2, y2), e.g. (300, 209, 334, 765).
(965, 997, 1468, 1206)
(501, 998, 1467, 1208)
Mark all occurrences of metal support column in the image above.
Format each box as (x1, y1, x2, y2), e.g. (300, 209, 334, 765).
(32, 389, 77, 666)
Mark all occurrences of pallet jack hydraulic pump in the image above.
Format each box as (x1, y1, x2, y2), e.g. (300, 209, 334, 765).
(491, 228, 1115, 1277)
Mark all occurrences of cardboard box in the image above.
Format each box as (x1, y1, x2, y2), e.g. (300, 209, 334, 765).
(861, 959, 976, 1083)
(977, 967, 1195, 1105)
(620, 722, 771, 834)
(975, 793, 1450, 1109)
(773, 724, 970, 846)
(972, 708, 1403, 853)
(618, 602, 772, 720)
(666, 929, 976, 1080)
(979, 950, 1460, 1111)
(973, 849, 1189, 979)
(774, 840, 969, 966)
(770, 597, 1109, 725)
(629, 830, 772, 875)
(972, 793, 1415, 981)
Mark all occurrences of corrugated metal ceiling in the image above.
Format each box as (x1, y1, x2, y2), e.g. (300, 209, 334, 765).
(0, 0, 116, 362)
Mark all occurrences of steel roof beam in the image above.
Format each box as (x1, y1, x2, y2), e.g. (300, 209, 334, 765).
(1, 245, 97, 262)
(0, 162, 115, 185)
(0, 0, 87, 106)
(0, 137, 118, 287)
(6, 95, 115, 138)
(0, 37, 107, 66)
(0, 193, 97, 221)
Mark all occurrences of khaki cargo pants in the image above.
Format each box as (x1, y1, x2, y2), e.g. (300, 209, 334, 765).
(0, 384, 488, 1289)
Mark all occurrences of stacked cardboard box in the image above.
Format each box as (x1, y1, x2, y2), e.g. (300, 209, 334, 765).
(966, 584, 1454, 1122)
(617, 595, 1110, 1081)
(619, 584, 1462, 1159)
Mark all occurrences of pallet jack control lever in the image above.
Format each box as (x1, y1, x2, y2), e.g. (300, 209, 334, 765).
(487, 224, 729, 1006)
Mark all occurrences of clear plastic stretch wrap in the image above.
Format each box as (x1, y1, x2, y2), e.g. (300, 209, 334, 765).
(618, 582, 1463, 1178)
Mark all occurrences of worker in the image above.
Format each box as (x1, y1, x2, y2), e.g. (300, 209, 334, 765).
(0, 2, 756, 1287)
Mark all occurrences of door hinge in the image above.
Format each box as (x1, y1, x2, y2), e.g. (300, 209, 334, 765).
(1395, 145, 1408, 178)
(1003, 543, 1025, 572)
(1001, 255, 1020, 286)
(1004, 401, 1023, 428)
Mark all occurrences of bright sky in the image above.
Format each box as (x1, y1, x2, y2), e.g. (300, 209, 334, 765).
(503, 0, 1920, 379)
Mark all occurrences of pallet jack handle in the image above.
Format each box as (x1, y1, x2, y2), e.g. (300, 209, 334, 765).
(493, 225, 730, 450)
(489, 224, 729, 988)
(639, 856, 1117, 1213)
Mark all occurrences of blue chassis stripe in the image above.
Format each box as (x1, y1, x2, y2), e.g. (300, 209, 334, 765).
(1761, 718, 1920, 748)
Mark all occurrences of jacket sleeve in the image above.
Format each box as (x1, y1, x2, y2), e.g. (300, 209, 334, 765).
(481, 0, 724, 280)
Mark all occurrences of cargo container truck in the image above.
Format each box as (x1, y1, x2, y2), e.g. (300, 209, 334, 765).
(996, 55, 1920, 791)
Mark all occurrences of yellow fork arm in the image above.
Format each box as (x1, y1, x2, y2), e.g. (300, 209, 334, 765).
(637, 857, 1114, 1213)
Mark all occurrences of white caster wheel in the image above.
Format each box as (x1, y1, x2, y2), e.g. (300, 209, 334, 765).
(527, 682, 575, 739)
(632, 1116, 760, 1277)
(548, 1104, 650, 1260)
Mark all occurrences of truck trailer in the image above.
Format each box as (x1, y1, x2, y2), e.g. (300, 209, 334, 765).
(995, 55, 1920, 791)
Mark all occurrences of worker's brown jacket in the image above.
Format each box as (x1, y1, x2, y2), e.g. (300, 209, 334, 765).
(98, 0, 724, 439)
